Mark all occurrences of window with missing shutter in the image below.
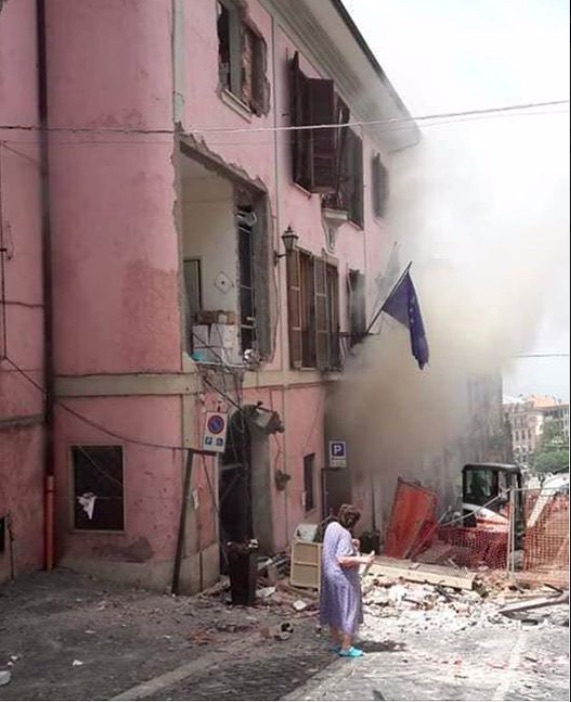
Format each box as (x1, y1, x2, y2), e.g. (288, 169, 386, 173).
(72, 446, 124, 532)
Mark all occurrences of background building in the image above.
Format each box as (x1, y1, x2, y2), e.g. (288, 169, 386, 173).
(504, 395, 570, 467)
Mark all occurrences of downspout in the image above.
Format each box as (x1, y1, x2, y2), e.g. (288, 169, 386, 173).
(36, 0, 55, 571)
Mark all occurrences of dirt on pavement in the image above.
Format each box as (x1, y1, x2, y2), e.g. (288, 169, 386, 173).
(0, 568, 318, 701)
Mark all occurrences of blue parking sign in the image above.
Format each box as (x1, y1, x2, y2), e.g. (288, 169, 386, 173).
(329, 441, 347, 468)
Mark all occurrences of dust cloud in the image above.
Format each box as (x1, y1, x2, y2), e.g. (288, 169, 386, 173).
(327, 110, 570, 525)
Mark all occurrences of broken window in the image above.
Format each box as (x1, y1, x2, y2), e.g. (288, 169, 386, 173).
(287, 250, 340, 370)
(289, 52, 338, 193)
(217, 0, 269, 115)
(72, 446, 124, 531)
(304, 454, 316, 512)
(348, 269, 367, 347)
(238, 208, 256, 354)
(372, 153, 389, 218)
(183, 258, 202, 355)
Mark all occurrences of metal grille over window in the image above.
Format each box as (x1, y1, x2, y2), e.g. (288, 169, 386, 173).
(72, 446, 124, 531)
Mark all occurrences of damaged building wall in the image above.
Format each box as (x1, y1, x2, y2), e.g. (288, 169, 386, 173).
(1, 0, 416, 591)
(0, 0, 44, 583)
(44, 0, 193, 589)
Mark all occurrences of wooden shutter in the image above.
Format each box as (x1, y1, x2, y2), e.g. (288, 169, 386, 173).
(372, 154, 388, 218)
(334, 98, 351, 202)
(348, 269, 366, 346)
(286, 249, 302, 369)
(250, 31, 269, 116)
(351, 133, 364, 227)
(314, 257, 329, 370)
(327, 264, 340, 369)
(290, 52, 310, 189)
(307, 78, 336, 193)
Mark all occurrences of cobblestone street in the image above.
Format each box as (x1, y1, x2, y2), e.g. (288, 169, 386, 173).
(1, 570, 568, 701)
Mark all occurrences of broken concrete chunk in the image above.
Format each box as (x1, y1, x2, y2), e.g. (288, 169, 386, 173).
(0, 671, 11, 687)
(256, 586, 276, 601)
(292, 599, 309, 612)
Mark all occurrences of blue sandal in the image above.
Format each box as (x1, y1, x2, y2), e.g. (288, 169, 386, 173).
(328, 643, 341, 653)
(338, 646, 364, 658)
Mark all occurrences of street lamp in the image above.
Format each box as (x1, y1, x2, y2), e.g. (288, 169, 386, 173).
(274, 226, 299, 265)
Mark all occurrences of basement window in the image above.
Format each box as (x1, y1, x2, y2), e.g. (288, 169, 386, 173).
(72, 445, 124, 532)
(304, 454, 316, 512)
(217, 0, 269, 115)
(287, 249, 340, 371)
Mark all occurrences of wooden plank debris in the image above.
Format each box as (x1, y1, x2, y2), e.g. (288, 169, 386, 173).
(498, 590, 569, 616)
(368, 557, 476, 590)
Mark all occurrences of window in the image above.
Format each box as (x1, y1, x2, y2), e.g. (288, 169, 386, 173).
(238, 210, 256, 354)
(216, 0, 268, 115)
(289, 52, 338, 193)
(183, 258, 202, 355)
(287, 250, 340, 370)
(0, 516, 5, 554)
(289, 53, 364, 226)
(322, 126, 364, 227)
(72, 446, 124, 531)
(372, 153, 389, 218)
(348, 270, 366, 346)
(303, 454, 316, 512)
(464, 468, 495, 506)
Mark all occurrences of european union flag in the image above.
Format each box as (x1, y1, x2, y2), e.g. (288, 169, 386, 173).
(381, 271, 429, 370)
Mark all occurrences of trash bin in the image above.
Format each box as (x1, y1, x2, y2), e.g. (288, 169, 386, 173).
(227, 539, 258, 606)
(360, 531, 381, 554)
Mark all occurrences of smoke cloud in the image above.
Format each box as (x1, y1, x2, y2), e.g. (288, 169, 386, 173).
(328, 110, 570, 526)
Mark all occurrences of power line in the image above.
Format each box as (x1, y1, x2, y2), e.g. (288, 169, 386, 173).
(2, 355, 209, 453)
(512, 353, 569, 359)
(0, 99, 567, 137)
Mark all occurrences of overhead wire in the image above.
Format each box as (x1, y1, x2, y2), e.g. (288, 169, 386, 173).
(0, 98, 567, 137)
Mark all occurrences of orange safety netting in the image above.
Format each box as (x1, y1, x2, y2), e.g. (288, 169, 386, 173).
(520, 488, 569, 586)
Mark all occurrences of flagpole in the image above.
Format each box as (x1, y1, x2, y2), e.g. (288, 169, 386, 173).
(363, 261, 412, 339)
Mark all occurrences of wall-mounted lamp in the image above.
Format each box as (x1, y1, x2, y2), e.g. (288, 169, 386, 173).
(274, 226, 299, 265)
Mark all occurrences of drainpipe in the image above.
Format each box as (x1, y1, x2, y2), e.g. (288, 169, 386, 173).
(36, 0, 55, 571)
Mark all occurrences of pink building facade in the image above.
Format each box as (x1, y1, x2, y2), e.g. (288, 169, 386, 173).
(0, 0, 417, 590)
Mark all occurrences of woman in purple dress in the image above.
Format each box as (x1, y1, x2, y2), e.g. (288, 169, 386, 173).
(319, 504, 374, 658)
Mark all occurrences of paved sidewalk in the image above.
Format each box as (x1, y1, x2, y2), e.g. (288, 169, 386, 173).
(284, 627, 570, 701)
(0, 570, 568, 701)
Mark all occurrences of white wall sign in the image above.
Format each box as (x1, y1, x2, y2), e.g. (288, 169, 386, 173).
(202, 411, 228, 453)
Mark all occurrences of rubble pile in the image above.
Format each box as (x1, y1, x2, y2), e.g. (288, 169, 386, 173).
(359, 572, 569, 639)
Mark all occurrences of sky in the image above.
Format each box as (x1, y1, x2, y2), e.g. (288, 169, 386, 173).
(344, 0, 570, 401)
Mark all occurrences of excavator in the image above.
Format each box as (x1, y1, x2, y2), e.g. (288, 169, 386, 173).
(461, 462, 569, 549)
